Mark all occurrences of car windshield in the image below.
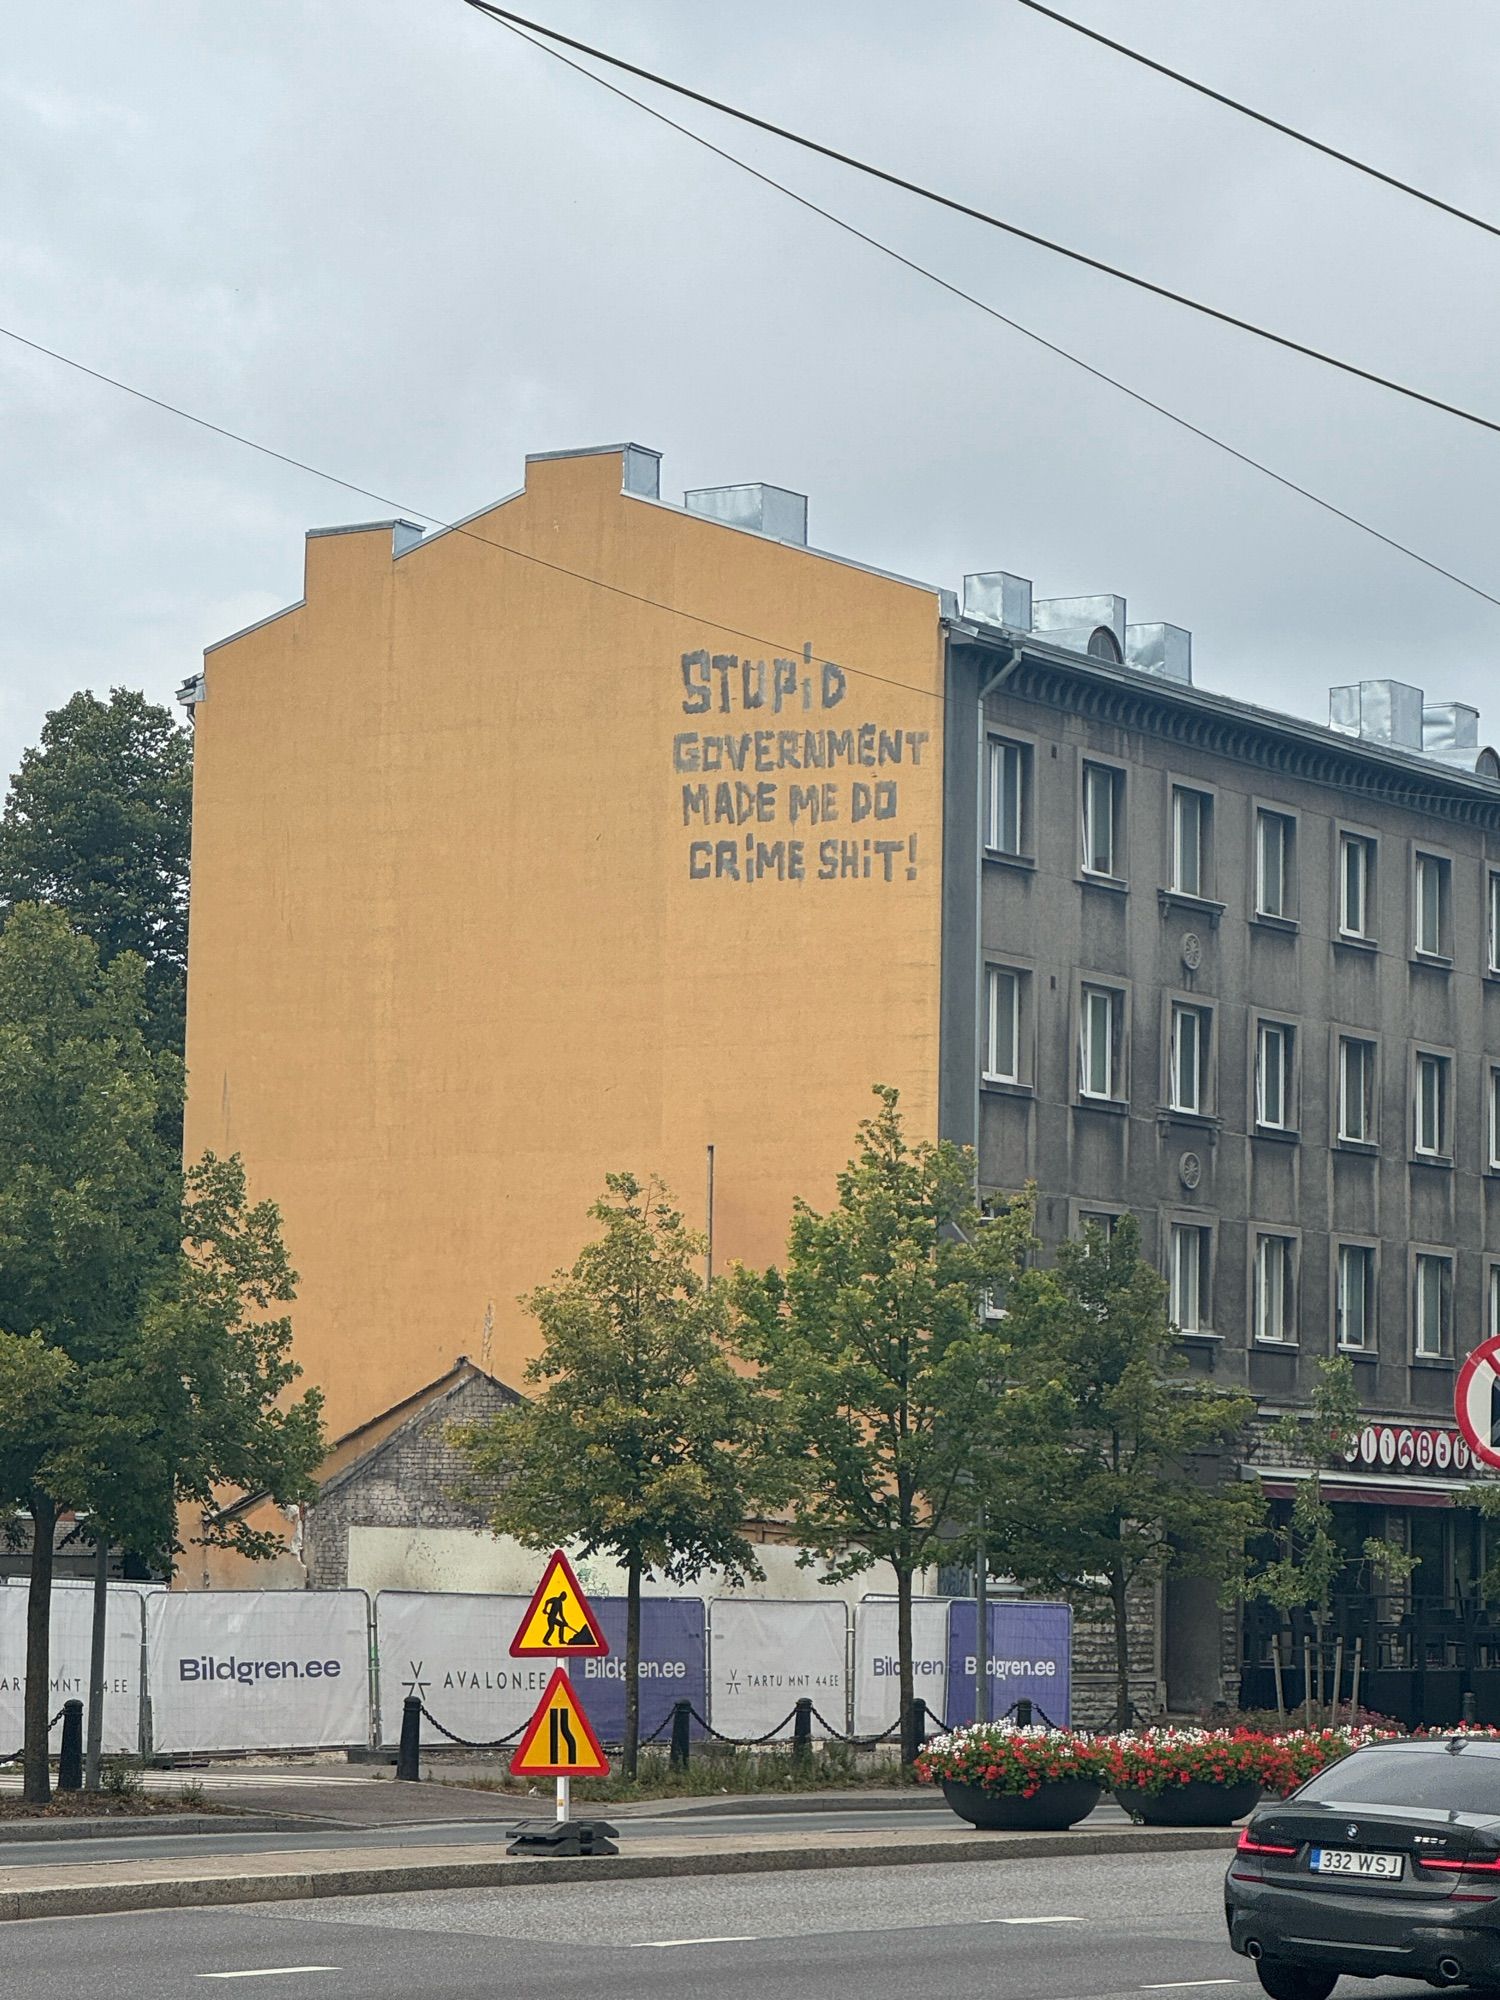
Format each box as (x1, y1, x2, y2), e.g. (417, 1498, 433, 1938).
(1298, 1746, 1500, 1813)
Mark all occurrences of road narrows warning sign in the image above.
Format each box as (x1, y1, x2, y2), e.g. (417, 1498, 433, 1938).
(509, 1550, 608, 1658)
(509, 1667, 610, 1777)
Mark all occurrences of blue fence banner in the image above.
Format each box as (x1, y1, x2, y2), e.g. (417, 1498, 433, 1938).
(943, 1600, 1071, 1730)
(575, 1597, 708, 1743)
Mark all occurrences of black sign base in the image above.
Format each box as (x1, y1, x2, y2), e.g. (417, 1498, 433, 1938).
(507, 1816, 620, 1857)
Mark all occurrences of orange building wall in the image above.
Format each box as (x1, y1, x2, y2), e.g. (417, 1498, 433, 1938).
(184, 447, 948, 1438)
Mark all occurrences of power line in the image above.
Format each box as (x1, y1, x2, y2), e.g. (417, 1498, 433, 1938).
(1014, 0, 1500, 243)
(455, 11, 1500, 615)
(459, 0, 1500, 440)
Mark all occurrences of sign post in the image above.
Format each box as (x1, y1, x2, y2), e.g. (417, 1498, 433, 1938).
(506, 1551, 617, 1857)
(1456, 1337, 1500, 1470)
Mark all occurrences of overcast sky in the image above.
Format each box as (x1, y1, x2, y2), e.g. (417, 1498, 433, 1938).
(3, 1, 1497, 779)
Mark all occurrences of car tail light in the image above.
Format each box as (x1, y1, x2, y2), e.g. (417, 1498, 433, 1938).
(1417, 1853, 1500, 1874)
(1237, 1828, 1298, 1857)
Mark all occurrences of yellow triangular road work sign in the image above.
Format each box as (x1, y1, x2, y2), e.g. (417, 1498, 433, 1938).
(509, 1549, 608, 1657)
(509, 1668, 610, 1778)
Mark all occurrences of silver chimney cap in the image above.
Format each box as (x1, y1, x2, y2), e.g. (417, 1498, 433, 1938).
(1125, 622, 1192, 685)
(962, 571, 1033, 629)
(683, 482, 808, 546)
(1329, 679, 1425, 751)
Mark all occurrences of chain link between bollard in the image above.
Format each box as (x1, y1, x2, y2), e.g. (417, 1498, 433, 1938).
(0, 1708, 69, 1765)
(416, 1703, 526, 1749)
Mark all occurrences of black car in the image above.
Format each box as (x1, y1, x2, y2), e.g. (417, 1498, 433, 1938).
(1226, 1735, 1500, 1999)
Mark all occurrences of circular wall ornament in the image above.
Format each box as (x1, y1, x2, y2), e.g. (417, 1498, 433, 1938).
(1181, 932, 1203, 972)
(1178, 1151, 1203, 1190)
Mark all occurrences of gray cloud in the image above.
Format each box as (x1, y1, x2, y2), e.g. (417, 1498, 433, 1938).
(3, 0, 1497, 777)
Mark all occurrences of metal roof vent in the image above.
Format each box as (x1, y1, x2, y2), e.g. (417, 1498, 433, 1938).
(1329, 680, 1424, 750)
(683, 482, 808, 546)
(962, 571, 1033, 629)
(1033, 593, 1126, 661)
(1422, 700, 1500, 775)
(1124, 623, 1192, 684)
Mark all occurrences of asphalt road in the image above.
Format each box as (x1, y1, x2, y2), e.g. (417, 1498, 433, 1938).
(0, 1849, 1457, 2000)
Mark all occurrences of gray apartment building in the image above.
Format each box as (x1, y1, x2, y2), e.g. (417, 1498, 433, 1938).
(939, 580, 1500, 1723)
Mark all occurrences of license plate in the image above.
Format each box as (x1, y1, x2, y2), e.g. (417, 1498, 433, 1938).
(1311, 1847, 1404, 1880)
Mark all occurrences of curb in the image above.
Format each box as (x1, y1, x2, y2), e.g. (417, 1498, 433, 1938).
(0, 1826, 1235, 1922)
(0, 1814, 335, 1847)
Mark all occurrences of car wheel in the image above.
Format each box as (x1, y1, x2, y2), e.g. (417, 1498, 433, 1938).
(1252, 1962, 1337, 2000)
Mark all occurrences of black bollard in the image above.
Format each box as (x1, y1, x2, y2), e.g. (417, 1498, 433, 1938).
(792, 1698, 813, 1763)
(910, 1696, 927, 1752)
(396, 1695, 421, 1782)
(1014, 1698, 1033, 1728)
(1464, 1691, 1478, 1725)
(58, 1700, 84, 1791)
(669, 1699, 692, 1771)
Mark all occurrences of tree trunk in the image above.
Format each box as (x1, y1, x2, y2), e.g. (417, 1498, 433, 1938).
(1109, 1561, 1132, 1731)
(897, 1564, 917, 1765)
(624, 1553, 641, 1781)
(23, 1492, 57, 1805)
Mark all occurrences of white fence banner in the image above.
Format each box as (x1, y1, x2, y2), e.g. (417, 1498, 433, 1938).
(147, 1591, 371, 1753)
(0, 1588, 144, 1755)
(374, 1591, 549, 1747)
(708, 1599, 848, 1740)
(852, 1597, 950, 1736)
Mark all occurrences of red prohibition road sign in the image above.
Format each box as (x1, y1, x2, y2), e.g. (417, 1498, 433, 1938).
(1455, 1335, 1500, 1471)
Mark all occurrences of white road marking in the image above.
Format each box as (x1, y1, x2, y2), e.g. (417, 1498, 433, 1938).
(984, 1915, 1086, 1925)
(629, 1936, 757, 1949)
(1140, 1982, 1244, 1991)
(196, 1970, 341, 1981)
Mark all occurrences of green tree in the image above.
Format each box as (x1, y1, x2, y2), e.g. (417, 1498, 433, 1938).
(0, 906, 322, 1801)
(0, 690, 192, 1053)
(454, 1173, 789, 1779)
(733, 1087, 1032, 1763)
(1253, 1354, 1412, 1711)
(996, 1218, 1263, 1727)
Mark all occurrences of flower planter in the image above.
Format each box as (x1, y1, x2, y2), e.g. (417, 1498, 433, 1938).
(940, 1777, 1102, 1831)
(1113, 1779, 1262, 1827)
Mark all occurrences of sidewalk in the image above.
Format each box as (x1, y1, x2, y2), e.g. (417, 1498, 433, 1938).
(0, 1810, 1236, 1922)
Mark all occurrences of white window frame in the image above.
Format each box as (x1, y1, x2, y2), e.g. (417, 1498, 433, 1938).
(1414, 1050, 1450, 1159)
(1255, 809, 1294, 919)
(1256, 1020, 1293, 1131)
(1338, 831, 1374, 940)
(1170, 785, 1208, 898)
(1169, 1002, 1208, 1114)
(1489, 1067, 1500, 1172)
(984, 966, 1021, 1083)
(1079, 983, 1123, 1101)
(1337, 1035, 1375, 1144)
(1169, 1222, 1209, 1334)
(1489, 870, 1500, 977)
(1490, 1260, 1500, 1340)
(1413, 1251, 1452, 1360)
(986, 737, 1028, 857)
(1335, 1242, 1375, 1352)
(1414, 850, 1450, 959)
(1254, 1232, 1296, 1345)
(1081, 761, 1122, 879)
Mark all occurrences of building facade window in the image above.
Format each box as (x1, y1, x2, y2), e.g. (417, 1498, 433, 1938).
(1337, 1036, 1376, 1144)
(1490, 871, 1500, 976)
(1339, 832, 1375, 940)
(1491, 1262, 1500, 1340)
(1254, 1232, 1296, 1344)
(1336, 1243, 1375, 1351)
(1170, 785, 1210, 897)
(1256, 1020, 1295, 1131)
(1414, 1051, 1451, 1159)
(984, 966, 1021, 1083)
(1169, 1003, 1210, 1114)
(1079, 983, 1124, 1100)
(1081, 762, 1123, 878)
(1414, 851, 1452, 958)
(1076, 1207, 1122, 1243)
(1413, 1252, 1452, 1359)
(1255, 809, 1295, 918)
(1169, 1222, 1210, 1333)
(986, 737, 1030, 857)
(1490, 1068, 1500, 1171)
